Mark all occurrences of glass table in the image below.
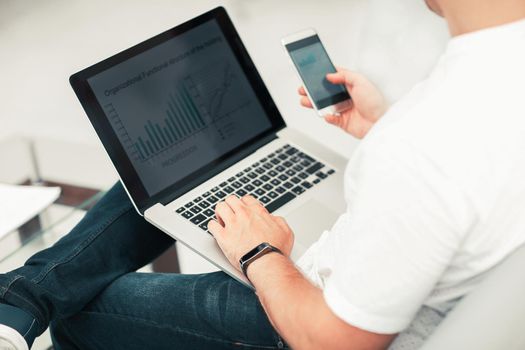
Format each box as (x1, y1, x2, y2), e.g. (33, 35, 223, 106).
(0, 136, 106, 272)
(0, 135, 180, 274)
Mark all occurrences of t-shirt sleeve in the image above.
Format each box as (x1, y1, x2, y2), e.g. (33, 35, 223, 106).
(313, 134, 473, 334)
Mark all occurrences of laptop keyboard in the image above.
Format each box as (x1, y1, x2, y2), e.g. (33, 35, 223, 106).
(176, 144, 335, 233)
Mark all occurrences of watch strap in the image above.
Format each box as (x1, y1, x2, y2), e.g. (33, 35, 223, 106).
(239, 242, 282, 280)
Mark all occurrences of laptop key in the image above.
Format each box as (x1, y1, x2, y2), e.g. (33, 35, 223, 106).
(181, 211, 194, 219)
(252, 179, 263, 187)
(301, 154, 316, 163)
(239, 176, 250, 184)
(203, 191, 211, 197)
(215, 191, 227, 199)
(247, 172, 258, 179)
(260, 175, 271, 182)
(190, 206, 202, 214)
(228, 177, 236, 182)
(283, 181, 293, 189)
(292, 186, 305, 195)
(268, 170, 278, 177)
(270, 179, 281, 186)
(285, 170, 296, 176)
(199, 219, 211, 231)
(190, 214, 207, 225)
(301, 181, 313, 189)
(231, 181, 242, 189)
(176, 207, 185, 214)
(293, 165, 304, 172)
(223, 186, 234, 194)
(199, 201, 210, 209)
(283, 161, 293, 168)
(265, 192, 296, 213)
(255, 167, 265, 174)
(203, 209, 215, 217)
(184, 202, 193, 208)
(255, 188, 266, 196)
(194, 197, 203, 203)
(306, 162, 325, 175)
(236, 189, 248, 197)
(207, 195, 219, 204)
(278, 174, 288, 181)
(259, 196, 271, 204)
(263, 184, 273, 191)
(327, 169, 335, 175)
(298, 172, 309, 179)
(316, 172, 328, 179)
(244, 184, 255, 192)
(268, 191, 278, 199)
(211, 187, 219, 192)
(275, 186, 286, 194)
(276, 165, 286, 172)
(285, 147, 298, 156)
(219, 182, 228, 187)
(291, 177, 301, 184)
(263, 163, 273, 170)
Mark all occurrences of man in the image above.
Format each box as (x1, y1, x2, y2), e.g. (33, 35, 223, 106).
(1, 0, 525, 349)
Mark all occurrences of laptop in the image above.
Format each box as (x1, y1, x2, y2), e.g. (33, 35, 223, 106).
(70, 6, 347, 287)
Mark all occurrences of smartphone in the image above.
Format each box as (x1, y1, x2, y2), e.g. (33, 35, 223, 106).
(282, 29, 352, 117)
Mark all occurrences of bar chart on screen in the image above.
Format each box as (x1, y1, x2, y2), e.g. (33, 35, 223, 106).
(104, 83, 208, 161)
(103, 62, 250, 164)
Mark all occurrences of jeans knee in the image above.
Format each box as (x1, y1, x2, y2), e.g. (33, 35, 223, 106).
(50, 319, 83, 350)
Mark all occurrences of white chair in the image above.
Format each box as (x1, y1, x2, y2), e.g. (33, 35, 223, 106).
(421, 244, 525, 349)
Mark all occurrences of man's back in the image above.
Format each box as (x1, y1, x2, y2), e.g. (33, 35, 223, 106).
(298, 18, 525, 342)
(371, 18, 525, 304)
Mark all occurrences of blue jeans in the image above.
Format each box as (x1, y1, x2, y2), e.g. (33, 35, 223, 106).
(0, 183, 287, 349)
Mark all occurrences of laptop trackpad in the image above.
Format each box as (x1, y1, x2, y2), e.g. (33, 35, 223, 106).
(286, 199, 339, 247)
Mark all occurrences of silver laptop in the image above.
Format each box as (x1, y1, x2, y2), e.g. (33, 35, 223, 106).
(70, 6, 346, 287)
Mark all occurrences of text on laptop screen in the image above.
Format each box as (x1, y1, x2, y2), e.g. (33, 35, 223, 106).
(87, 19, 272, 196)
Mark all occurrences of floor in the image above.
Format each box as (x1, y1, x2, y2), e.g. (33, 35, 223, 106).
(0, 1, 449, 348)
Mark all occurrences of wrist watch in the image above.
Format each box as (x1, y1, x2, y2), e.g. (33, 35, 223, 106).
(239, 242, 283, 280)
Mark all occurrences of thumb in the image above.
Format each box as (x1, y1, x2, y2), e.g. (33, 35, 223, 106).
(326, 69, 360, 89)
(326, 71, 346, 85)
(324, 114, 343, 127)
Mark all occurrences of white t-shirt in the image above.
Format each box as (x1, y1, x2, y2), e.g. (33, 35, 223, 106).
(297, 18, 525, 334)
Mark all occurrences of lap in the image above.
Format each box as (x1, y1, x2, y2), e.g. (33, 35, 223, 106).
(51, 272, 287, 350)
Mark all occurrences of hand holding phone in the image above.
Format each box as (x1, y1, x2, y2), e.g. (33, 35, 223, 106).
(299, 68, 388, 139)
(282, 29, 352, 117)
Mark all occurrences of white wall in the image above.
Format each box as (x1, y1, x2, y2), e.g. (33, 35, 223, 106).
(0, 0, 448, 162)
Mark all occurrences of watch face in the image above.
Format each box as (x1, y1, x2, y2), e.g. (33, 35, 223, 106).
(242, 243, 270, 262)
(240, 242, 272, 276)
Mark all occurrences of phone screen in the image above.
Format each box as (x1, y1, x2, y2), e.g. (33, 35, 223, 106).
(286, 35, 350, 109)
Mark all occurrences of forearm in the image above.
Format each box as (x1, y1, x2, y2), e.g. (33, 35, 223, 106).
(209, 194, 394, 348)
(248, 253, 321, 349)
(247, 253, 394, 350)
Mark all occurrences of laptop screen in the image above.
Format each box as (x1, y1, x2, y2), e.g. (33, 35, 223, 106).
(71, 7, 285, 213)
